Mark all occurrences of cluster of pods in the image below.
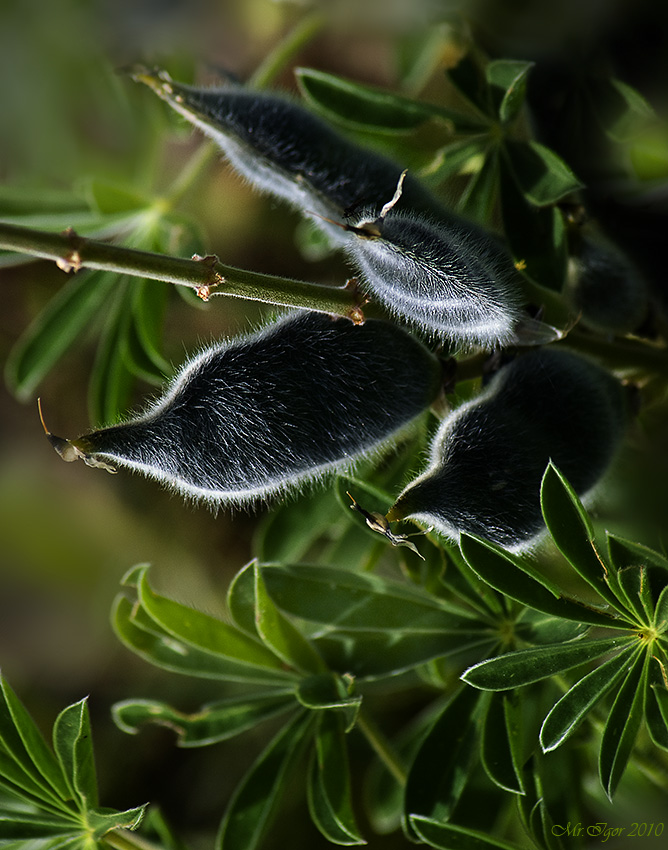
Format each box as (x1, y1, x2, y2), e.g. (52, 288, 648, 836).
(46, 70, 629, 550)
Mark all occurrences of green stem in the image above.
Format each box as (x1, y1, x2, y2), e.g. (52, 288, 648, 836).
(249, 10, 326, 89)
(558, 328, 668, 376)
(356, 709, 407, 786)
(101, 828, 165, 850)
(0, 220, 370, 318)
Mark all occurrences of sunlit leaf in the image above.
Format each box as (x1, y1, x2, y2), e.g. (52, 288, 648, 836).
(540, 645, 636, 752)
(217, 711, 314, 850)
(112, 595, 295, 685)
(253, 562, 326, 675)
(112, 693, 296, 746)
(462, 636, 632, 691)
(52, 699, 97, 810)
(0, 679, 70, 809)
(137, 568, 286, 672)
(599, 650, 648, 799)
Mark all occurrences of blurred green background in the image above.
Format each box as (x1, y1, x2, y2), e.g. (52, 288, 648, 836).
(2, 1, 668, 847)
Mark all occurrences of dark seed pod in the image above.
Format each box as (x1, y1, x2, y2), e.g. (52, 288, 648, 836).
(134, 68, 553, 350)
(344, 205, 524, 348)
(569, 234, 648, 335)
(133, 68, 443, 243)
(46, 313, 442, 505)
(386, 349, 627, 549)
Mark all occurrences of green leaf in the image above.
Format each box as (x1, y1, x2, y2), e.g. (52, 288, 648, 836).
(137, 568, 286, 672)
(539, 645, 636, 752)
(404, 686, 481, 831)
(86, 804, 146, 839)
(0, 678, 70, 808)
(645, 664, 668, 751)
(307, 712, 365, 846)
(427, 137, 488, 180)
(314, 629, 496, 681)
(410, 815, 525, 850)
(295, 67, 480, 134)
(505, 140, 583, 206)
(654, 584, 668, 631)
(459, 534, 623, 629)
(253, 562, 326, 675)
(0, 813, 75, 839)
(112, 595, 295, 686)
(540, 463, 625, 613)
(447, 52, 491, 117)
(616, 566, 654, 624)
(254, 563, 477, 632)
(480, 693, 525, 795)
(5, 271, 117, 401)
(128, 279, 171, 378)
(227, 561, 259, 637)
(83, 178, 148, 215)
(462, 636, 632, 691)
(88, 279, 135, 426)
(498, 161, 567, 291)
(217, 711, 314, 850)
(486, 59, 534, 124)
(52, 700, 97, 811)
(457, 147, 499, 225)
(607, 533, 668, 572)
(599, 650, 648, 799)
(591, 77, 656, 142)
(112, 693, 296, 746)
(296, 674, 361, 732)
(254, 489, 340, 563)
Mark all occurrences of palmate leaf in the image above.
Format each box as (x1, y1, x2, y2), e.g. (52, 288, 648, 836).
(539, 644, 637, 752)
(0, 675, 146, 848)
(217, 711, 315, 850)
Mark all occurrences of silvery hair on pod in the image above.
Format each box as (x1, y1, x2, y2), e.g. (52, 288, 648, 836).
(386, 348, 627, 549)
(46, 312, 442, 506)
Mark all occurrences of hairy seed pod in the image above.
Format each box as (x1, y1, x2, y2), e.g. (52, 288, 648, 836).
(568, 234, 648, 335)
(134, 68, 552, 350)
(133, 68, 443, 243)
(46, 313, 442, 505)
(344, 206, 524, 349)
(386, 349, 627, 549)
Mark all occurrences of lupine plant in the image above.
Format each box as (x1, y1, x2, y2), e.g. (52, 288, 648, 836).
(2, 2, 668, 849)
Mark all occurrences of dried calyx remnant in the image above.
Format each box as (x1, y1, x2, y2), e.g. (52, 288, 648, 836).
(131, 66, 557, 350)
(42, 313, 442, 505)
